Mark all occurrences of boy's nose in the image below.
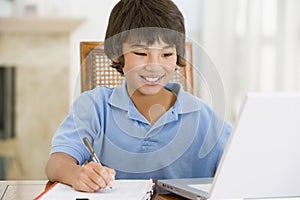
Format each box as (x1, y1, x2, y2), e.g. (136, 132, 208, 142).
(144, 62, 161, 72)
(145, 53, 162, 71)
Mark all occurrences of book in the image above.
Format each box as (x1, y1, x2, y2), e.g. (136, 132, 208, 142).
(35, 179, 153, 200)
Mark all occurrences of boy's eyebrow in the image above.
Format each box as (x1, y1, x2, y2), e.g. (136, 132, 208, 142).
(129, 43, 176, 50)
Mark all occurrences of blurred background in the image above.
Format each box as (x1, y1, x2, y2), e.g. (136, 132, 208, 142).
(0, 0, 299, 180)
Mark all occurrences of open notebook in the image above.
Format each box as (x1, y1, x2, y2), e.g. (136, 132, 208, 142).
(35, 179, 153, 200)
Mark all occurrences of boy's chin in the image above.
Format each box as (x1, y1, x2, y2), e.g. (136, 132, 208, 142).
(132, 85, 165, 96)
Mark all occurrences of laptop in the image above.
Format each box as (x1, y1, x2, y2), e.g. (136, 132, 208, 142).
(157, 93, 300, 199)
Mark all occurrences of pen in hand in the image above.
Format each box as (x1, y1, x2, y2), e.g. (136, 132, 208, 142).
(83, 137, 101, 163)
(83, 137, 114, 189)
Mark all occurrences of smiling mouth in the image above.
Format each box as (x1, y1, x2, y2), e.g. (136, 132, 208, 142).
(140, 75, 164, 85)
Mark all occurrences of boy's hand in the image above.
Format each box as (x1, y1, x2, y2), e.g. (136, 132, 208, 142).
(71, 162, 116, 192)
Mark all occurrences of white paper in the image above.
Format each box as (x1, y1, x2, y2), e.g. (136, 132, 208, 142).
(38, 179, 153, 200)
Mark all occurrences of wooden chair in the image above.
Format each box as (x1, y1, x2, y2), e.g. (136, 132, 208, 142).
(80, 41, 194, 93)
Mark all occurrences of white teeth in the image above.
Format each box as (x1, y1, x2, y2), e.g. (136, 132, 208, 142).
(145, 77, 159, 82)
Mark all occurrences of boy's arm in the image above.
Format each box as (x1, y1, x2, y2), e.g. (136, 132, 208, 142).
(45, 152, 115, 192)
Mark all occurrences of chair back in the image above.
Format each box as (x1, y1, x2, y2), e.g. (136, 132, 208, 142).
(80, 41, 193, 93)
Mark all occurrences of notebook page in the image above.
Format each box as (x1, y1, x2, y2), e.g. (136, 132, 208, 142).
(38, 179, 153, 200)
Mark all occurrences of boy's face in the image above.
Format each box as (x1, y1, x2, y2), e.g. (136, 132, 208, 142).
(122, 39, 177, 96)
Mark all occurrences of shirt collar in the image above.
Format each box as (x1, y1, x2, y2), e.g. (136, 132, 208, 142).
(108, 82, 202, 114)
(108, 82, 130, 110)
(166, 82, 202, 114)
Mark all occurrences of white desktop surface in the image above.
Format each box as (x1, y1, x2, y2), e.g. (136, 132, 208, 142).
(0, 180, 47, 200)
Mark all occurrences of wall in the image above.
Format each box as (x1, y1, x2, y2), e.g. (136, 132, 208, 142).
(0, 33, 70, 179)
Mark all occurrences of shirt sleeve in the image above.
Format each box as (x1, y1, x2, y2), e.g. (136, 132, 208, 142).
(214, 122, 232, 171)
(197, 102, 232, 176)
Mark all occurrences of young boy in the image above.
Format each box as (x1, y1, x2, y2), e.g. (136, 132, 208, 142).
(45, 0, 231, 193)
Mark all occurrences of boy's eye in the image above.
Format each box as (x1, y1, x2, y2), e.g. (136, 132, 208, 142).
(133, 52, 147, 56)
(163, 53, 174, 57)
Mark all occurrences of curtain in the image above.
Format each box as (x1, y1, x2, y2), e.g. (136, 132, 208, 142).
(199, 0, 300, 123)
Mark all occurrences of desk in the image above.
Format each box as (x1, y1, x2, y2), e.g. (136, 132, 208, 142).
(0, 180, 186, 200)
(0, 180, 47, 200)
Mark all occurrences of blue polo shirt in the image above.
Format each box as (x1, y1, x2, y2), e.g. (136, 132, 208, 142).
(51, 82, 231, 180)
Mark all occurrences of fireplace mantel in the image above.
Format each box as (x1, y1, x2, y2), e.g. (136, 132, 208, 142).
(0, 17, 85, 34)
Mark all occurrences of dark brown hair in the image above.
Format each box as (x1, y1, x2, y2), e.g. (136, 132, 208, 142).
(104, 0, 186, 75)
